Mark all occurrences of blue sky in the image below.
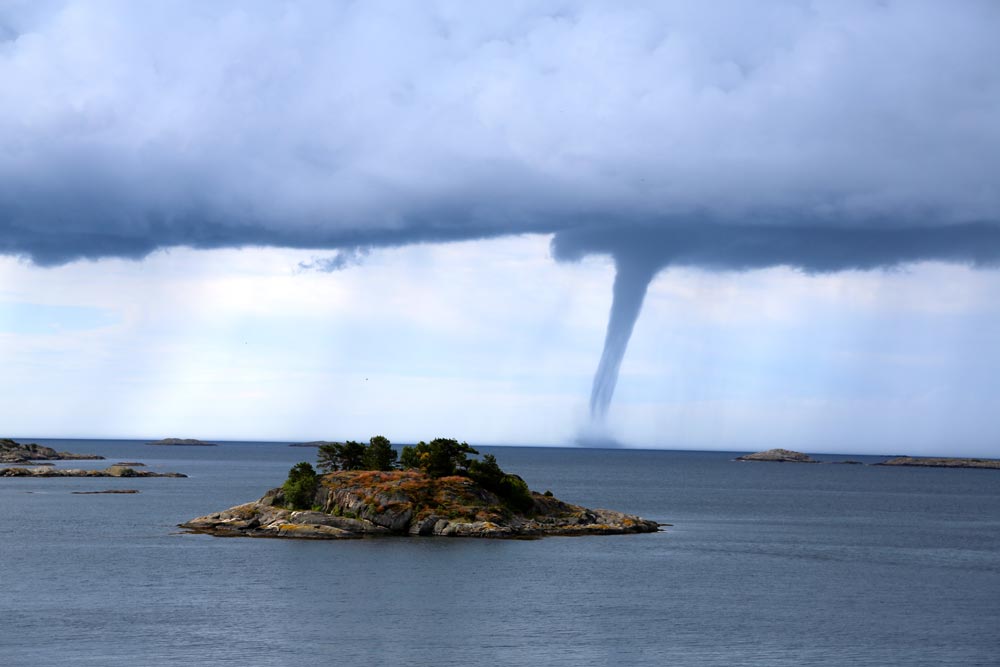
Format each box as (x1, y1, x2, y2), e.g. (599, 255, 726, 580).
(1, 2, 999, 454)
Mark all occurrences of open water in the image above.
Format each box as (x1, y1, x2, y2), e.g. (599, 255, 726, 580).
(1, 440, 998, 666)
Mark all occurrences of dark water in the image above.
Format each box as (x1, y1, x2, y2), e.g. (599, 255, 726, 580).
(1, 441, 998, 666)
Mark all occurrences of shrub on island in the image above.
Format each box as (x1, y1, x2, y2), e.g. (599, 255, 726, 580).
(399, 438, 477, 478)
(309, 436, 533, 512)
(317, 436, 398, 472)
(282, 462, 319, 509)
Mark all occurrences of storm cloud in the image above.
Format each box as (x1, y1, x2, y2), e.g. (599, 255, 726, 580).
(1, 0, 998, 266)
(2, 1, 999, 421)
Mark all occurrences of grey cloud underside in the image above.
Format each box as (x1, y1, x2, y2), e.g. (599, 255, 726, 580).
(550, 223, 1000, 273)
(0, 214, 541, 267)
(6, 198, 1000, 267)
(8, 212, 1000, 271)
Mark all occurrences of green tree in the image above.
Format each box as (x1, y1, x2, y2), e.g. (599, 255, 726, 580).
(398, 438, 479, 477)
(317, 441, 367, 471)
(338, 441, 367, 470)
(364, 435, 398, 471)
(467, 453, 504, 491)
(497, 473, 534, 513)
(468, 454, 534, 513)
(317, 443, 340, 472)
(282, 462, 319, 509)
(399, 444, 421, 470)
(410, 438, 479, 477)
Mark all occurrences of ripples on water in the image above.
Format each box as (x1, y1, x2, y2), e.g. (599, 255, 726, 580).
(1, 441, 998, 666)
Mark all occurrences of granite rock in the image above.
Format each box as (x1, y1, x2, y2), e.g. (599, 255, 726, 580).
(735, 448, 818, 463)
(181, 470, 660, 540)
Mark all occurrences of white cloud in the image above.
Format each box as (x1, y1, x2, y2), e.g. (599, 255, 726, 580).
(1, 237, 999, 455)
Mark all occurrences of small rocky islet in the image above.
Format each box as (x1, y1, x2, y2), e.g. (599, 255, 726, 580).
(1, 438, 104, 464)
(147, 438, 218, 446)
(1, 464, 186, 478)
(875, 456, 1000, 469)
(1, 439, 185, 478)
(182, 470, 659, 539)
(182, 437, 660, 540)
(736, 448, 818, 463)
(736, 448, 1000, 469)
(72, 489, 141, 494)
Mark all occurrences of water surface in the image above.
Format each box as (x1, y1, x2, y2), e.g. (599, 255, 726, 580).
(2, 441, 998, 666)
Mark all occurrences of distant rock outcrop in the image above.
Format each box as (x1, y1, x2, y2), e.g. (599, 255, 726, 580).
(181, 470, 660, 540)
(0, 438, 104, 463)
(72, 489, 141, 494)
(0, 465, 186, 478)
(876, 457, 1000, 469)
(289, 441, 335, 448)
(735, 448, 818, 463)
(147, 438, 217, 446)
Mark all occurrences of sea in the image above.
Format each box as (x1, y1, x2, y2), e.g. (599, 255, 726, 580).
(1, 440, 998, 666)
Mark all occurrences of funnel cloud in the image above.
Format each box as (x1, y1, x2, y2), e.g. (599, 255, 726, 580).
(554, 222, 1000, 422)
(589, 258, 658, 422)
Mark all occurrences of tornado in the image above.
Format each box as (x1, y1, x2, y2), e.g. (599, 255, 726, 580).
(589, 257, 660, 423)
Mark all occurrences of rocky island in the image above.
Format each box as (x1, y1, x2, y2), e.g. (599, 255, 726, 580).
(182, 470, 658, 539)
(148, 438, 218, 446)
(736, 448, 818, 463)
(1, 438, 104, 463)
(182, 436, 659, 540)
(876, 456, 1000, 469)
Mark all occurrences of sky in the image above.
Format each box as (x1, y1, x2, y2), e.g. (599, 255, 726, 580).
(1, 1, 999, 455)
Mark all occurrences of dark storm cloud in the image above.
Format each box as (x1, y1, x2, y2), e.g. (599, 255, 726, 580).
(551, 222, 1000, 274)
(0, 0, 997, 268)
